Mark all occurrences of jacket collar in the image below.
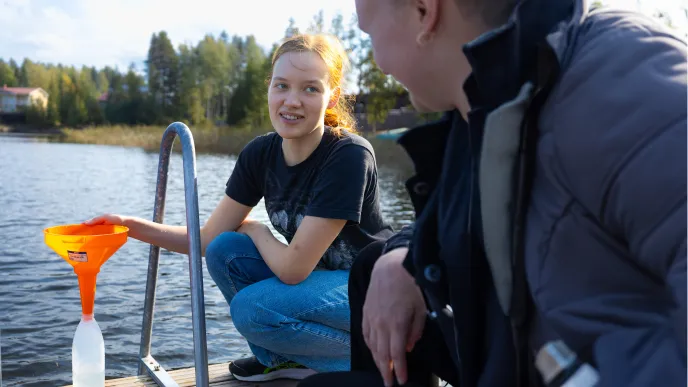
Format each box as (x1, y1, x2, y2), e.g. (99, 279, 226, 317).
(398, 0, 577, 164)
(397, 111, 456, 177)
(462, 0, 576, 109)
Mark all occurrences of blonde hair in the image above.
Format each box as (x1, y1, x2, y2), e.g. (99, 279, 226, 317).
(271, 34, 357, 136)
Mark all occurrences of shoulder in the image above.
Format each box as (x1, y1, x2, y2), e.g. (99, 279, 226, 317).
(326, 129, 376, 163)
(549, 7, 686, 114)
(540, 8, 686, 208)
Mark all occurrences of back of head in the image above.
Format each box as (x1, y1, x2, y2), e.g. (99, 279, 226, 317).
(272, 34, 357, 136)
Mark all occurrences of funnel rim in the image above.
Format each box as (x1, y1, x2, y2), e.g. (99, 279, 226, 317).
(43, 223, 129, 237)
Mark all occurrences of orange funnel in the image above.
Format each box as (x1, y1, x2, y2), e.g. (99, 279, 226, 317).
(44, 224, 128, 315)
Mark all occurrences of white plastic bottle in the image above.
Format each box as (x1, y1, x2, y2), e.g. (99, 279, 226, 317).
(72, 314, 105, 387)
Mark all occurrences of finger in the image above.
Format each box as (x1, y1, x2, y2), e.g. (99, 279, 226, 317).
(83, 217, 101, 225)
(363, 313, 373, 352)
(368, 328, 383, 382)
(390, 327, 408, 386)
(406, 307, 426, 352)
(362, 312, 371, 348)
(376, 330, 393, 387)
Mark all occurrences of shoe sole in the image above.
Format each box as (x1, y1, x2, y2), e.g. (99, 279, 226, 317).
(231, 368, 317, 382)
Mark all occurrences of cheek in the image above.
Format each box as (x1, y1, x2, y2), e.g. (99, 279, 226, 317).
(267, 92, 281, 109)
(371, 33, 410, 78)
(305, 96, 327, 115)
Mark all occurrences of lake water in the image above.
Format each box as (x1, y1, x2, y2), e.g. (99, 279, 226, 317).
(0, 134, 415, 386)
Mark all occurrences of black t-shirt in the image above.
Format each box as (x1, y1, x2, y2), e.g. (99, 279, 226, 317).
(226, 127, 392, 270)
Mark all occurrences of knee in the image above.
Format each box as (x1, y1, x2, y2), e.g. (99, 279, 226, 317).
(229, 290, 250, 335)
(205, 232, 253, 275)
(229, 286, 265, 337)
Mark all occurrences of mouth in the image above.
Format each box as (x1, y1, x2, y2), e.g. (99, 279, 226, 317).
(279, 112, 304, 122)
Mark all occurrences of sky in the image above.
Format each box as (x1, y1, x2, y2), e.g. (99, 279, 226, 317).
(0, 0, 685, 72)
(0, 0, 358, 71)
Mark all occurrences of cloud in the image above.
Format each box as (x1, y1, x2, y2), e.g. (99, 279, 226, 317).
(5, 0, 680, 73)
(0, 0, 356, 70)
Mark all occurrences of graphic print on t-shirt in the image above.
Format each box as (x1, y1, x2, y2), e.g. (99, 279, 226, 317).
(264, 168, 357, 270)
(225, 129, 393, 272)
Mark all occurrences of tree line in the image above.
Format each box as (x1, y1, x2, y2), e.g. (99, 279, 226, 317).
(0, 11, 407, 130)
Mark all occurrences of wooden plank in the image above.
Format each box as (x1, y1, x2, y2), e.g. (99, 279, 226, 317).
(61, 362, 298, 387)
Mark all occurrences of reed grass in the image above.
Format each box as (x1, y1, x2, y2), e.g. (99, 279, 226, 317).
(55, 125, 414, 170)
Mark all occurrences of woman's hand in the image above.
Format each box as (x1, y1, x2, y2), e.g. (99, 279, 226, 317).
(84, 214, 128, 226)
(237, 219, 270, 238)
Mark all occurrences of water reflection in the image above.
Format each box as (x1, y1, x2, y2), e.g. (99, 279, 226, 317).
(0, 135, 414, 386)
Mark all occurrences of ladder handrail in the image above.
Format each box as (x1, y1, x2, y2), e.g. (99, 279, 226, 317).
(137, 122, 209, 387)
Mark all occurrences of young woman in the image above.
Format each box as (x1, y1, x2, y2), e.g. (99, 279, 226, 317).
(85, 33, 392, 382)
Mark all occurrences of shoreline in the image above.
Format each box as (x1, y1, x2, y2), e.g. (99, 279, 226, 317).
(1, 124, 413, 168)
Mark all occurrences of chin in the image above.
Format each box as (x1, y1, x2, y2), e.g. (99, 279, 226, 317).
(410, 93, 452, 113)
(273, 125, 299, 139)
(272, 121, 320, 141)
(273, 123, 315, 140)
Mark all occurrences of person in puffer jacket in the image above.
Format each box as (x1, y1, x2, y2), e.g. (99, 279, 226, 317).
(299, 0, 686, 386)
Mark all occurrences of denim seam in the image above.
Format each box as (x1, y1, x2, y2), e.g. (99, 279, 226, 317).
(291, 300, 350, 320)
(245, 301, 351, 348)
(222, 254, 240, 297)
(221, 250, 266, 295)
(287, 323, 352, 347)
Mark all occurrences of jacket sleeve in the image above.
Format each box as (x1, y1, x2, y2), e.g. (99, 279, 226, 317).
(383, 223, 414, 253)
(382, 223, 416, 274)
(543, 12, 687, 386)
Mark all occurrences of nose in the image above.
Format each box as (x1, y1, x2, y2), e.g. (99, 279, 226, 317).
(284, 90, 301, 108)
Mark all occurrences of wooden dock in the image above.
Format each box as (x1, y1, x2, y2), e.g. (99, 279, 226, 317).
(62, 362, 298, 387)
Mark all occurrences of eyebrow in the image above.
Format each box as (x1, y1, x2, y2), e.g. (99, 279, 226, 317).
(272, 76, 324, 85)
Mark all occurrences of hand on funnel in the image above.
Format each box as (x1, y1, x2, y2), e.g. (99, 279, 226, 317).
(44, 224, 129, 316)
(84, 214, 127, 226)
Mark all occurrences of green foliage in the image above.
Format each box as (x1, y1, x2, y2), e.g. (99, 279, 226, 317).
(357, 38, 406, 130)
(0, 59, 18, 86)
(25, 104, 48, 126)
(284, 18, 300, 38)
(0, 10, 430, 131)
(147, 31, 179, 121)
(307, 10, 326, 34)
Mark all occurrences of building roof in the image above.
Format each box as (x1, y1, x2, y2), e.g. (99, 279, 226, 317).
(1, 85, 43, 95)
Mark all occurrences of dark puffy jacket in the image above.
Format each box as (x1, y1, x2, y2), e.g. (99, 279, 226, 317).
(384, 0, 686, 385)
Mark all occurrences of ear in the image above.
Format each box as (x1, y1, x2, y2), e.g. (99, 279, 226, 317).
(415, 0, 441, 46)
(327, 87, 341, 109)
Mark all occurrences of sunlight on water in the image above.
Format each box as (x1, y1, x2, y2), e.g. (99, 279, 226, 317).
(0, 135, 414, 386)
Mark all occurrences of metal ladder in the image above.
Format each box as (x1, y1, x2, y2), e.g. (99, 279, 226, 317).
(136, 122, 210, 387)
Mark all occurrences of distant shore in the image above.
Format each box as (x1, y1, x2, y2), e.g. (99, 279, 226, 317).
(57, 124, 261, 155)
(0, 123, 62, 135)
(1, 123, 413, 168)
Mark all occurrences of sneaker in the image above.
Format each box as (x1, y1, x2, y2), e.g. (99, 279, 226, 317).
(228, 356, 317, 382)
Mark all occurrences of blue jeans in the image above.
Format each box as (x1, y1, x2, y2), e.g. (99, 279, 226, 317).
(205, 232, 351, 372)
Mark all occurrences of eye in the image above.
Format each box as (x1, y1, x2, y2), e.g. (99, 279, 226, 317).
(274, 83, 287, 89)
(305, 86, 320, 93)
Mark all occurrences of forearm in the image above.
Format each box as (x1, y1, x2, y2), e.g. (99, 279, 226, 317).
(246, 227, 294, 280)
(123, 216, 193, 255)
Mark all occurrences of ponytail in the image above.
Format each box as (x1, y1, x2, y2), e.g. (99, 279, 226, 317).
(324, 94, 357, 136)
